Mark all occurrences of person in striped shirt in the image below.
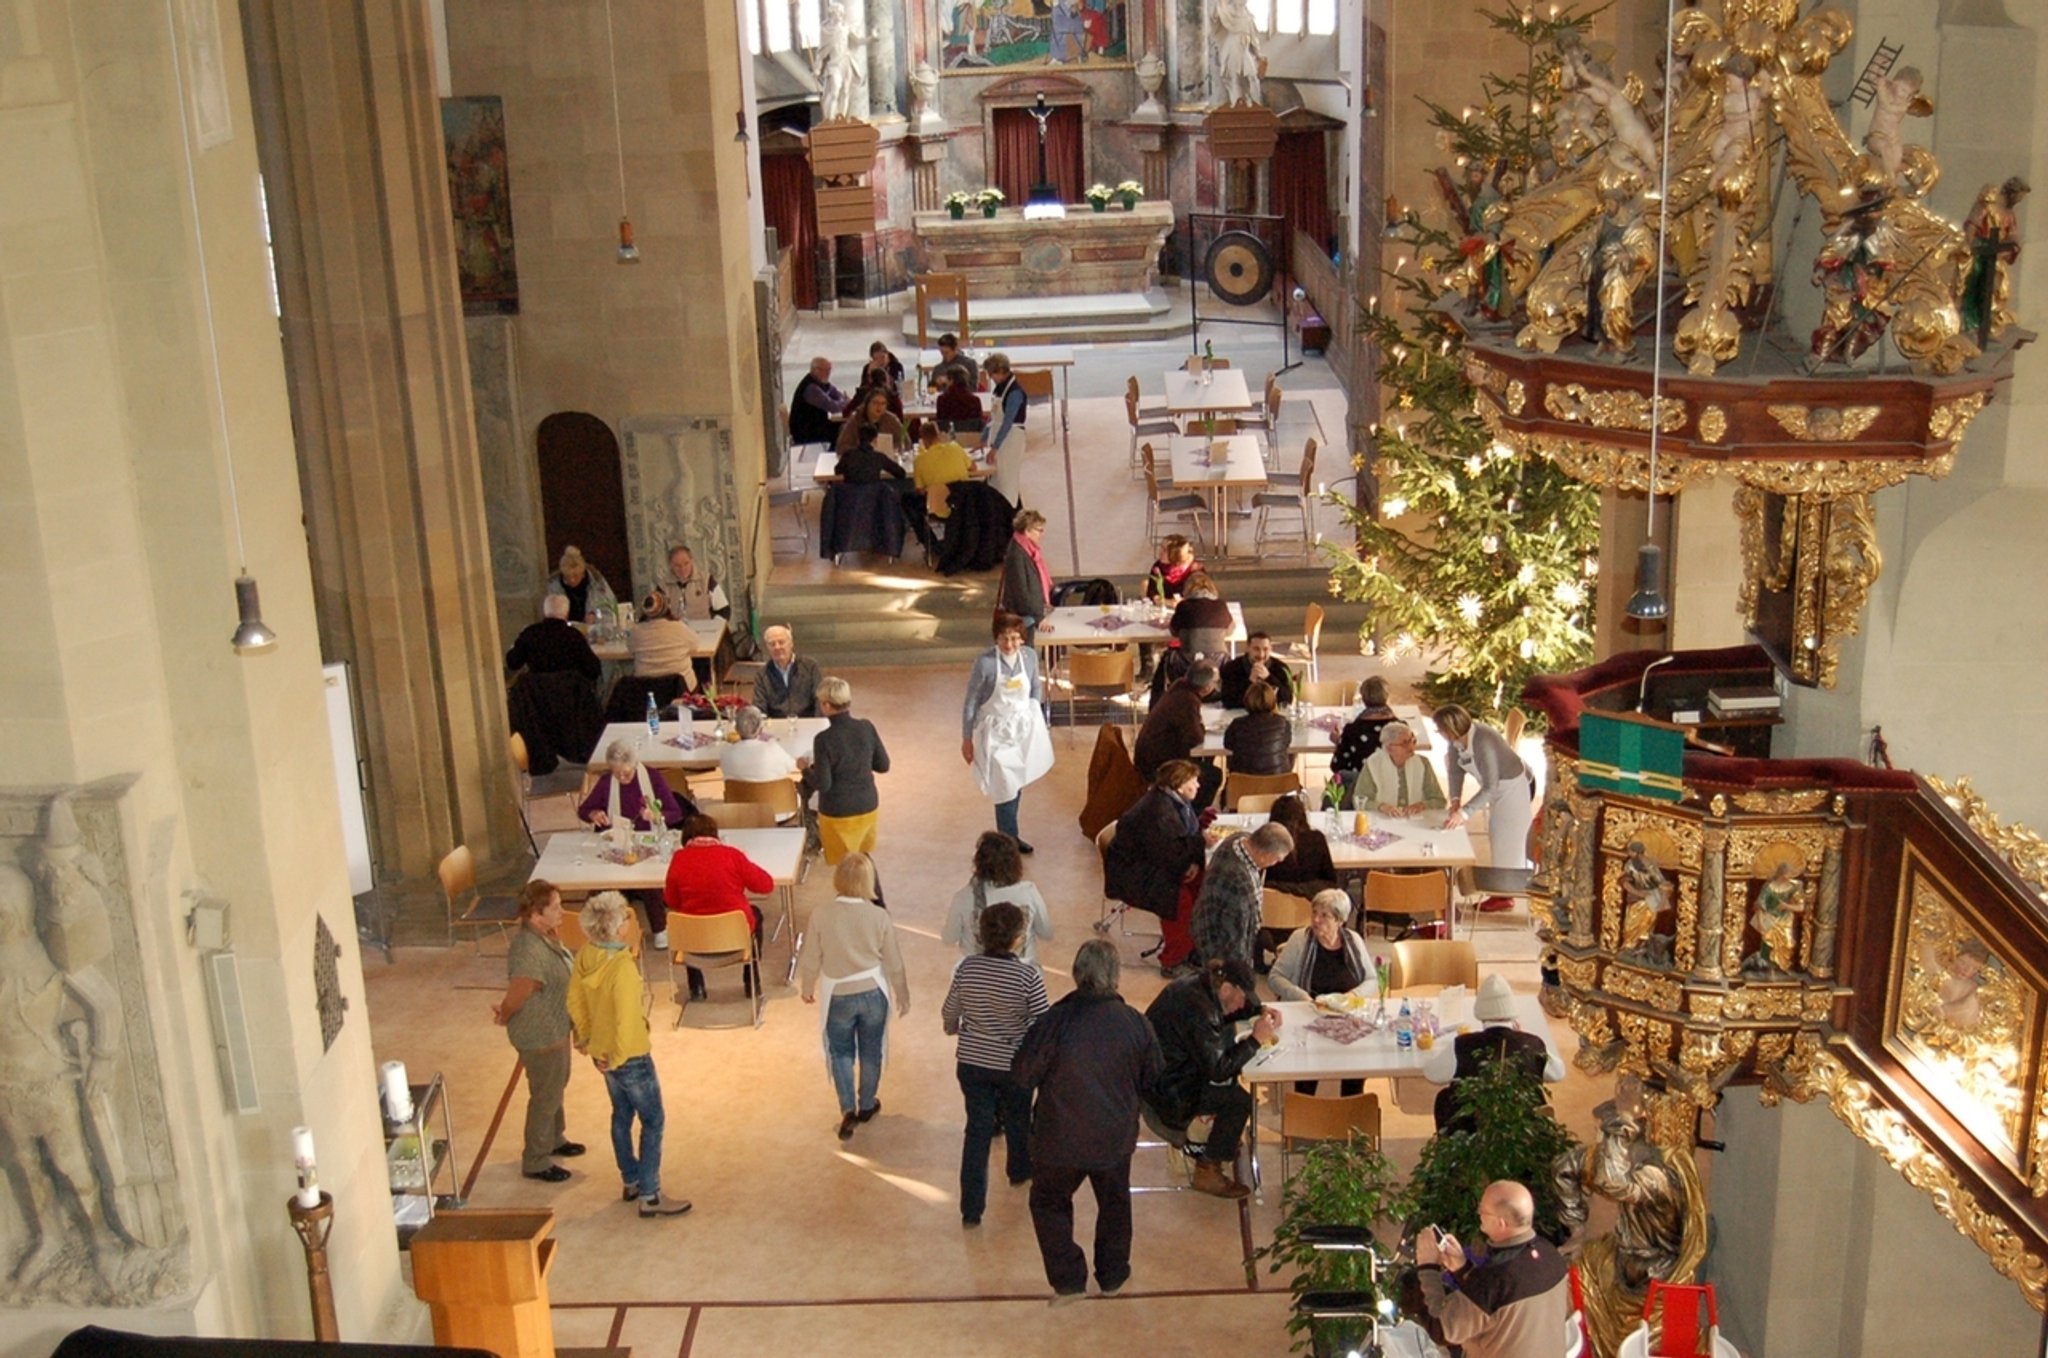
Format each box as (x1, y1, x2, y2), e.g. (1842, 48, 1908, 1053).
(942, 901, 1050, 1227)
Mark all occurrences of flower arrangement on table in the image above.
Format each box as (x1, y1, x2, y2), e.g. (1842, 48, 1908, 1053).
(975, 187, 1005, 216)
(1085, 182, 1115, 211)
(1115, 179, 1143, 208)
(677, 691, 747, 714)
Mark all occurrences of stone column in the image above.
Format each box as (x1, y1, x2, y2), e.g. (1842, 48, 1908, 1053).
(243, 0, 520, 882)
(868, 0, 900, 117)
(1812, 820, 1845, 979)
(1695, 824, 1728, 982)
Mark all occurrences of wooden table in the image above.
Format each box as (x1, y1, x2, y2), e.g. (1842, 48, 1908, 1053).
(587, 618, 726, 665)
(1170, 434, 1268, 552)
(924, 344, 1081, 573)
(1162, 367, 1255, 421)
(530, 826, 805, 934)
(1238, 992, 1560, 1195)
(584, 717, 826, 776)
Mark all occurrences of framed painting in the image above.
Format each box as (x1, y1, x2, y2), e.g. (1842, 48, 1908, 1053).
(1884, 846, 2045, 1176)
(441, 96, 520, 315)
(941, 0, 1133, 71)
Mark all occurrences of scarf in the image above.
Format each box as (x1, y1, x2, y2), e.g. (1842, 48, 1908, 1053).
(608, 762, 662, 830)
(1017, 531, 1054, 607)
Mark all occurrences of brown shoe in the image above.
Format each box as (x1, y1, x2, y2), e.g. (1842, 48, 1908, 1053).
(1191, 1159, 1250, 1200)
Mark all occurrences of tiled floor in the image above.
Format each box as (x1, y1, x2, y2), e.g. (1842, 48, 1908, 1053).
(365, 652, 1620, 1355)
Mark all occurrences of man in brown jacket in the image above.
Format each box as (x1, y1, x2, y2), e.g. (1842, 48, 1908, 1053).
(1416, 1180, 1572, 1358)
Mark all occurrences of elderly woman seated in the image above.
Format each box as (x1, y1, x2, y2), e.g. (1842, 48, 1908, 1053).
(578, 739, 698, 948)
(627, 590, 701, 685)
(720, 705, 799, 783)
(1267, 888, 1371, 1097)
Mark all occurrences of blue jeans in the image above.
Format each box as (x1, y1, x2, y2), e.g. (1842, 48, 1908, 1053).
(602, 1054, 665, 1198)
(959, 1061, 1034, 1221)
(995, 794, 1022, 840)
(825, 987, 889, 1115)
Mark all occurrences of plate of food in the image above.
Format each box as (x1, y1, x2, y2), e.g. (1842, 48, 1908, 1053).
(1313, 991, 1370, 1016)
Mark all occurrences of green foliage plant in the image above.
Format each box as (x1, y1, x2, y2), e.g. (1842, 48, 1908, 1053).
(1254, 1131, 1410, 1352)
(1404, 1058, 1581, 1246)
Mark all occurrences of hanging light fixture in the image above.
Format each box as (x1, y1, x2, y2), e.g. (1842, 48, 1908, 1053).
(1626, 0, 1680, 623)
(604, 0, 639, 262)
(165, 0, 276, 655)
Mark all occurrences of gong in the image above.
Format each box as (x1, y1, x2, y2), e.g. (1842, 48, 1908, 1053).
(1204, 230, 1274, 306)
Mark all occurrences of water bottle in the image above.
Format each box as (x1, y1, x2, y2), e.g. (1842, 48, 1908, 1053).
(1395, 999, 1414, 1050)
(645, 692, 661, 739)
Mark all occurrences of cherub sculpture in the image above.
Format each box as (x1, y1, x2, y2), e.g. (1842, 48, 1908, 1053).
(1863, 67, 1932, 183)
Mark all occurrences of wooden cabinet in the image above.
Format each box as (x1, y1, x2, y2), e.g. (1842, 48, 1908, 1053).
(411, 1208, 559, 1358)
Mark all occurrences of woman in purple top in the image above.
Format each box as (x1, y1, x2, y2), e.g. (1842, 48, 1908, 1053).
(576, 738, 697, 947)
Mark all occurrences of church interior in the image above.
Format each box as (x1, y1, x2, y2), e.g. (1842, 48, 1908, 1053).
(8, 0, 2048, 1354)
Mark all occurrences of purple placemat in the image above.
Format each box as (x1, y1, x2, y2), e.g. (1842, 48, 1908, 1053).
(1333, 829, 1401, 852)
(599, 846, 666, 866)
(1310, 713, 1348, 736)
(1306, 1014, 1377, 1044)
(664, 730, 720, 750)
(1087, 615, 1137, 632)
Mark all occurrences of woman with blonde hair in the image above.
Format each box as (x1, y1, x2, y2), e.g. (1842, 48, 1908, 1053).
(799, 676, 890, 864)
(566, 893, 689, 1215)
(798, 853, 911, 1141)
(544, 544, 617, 623)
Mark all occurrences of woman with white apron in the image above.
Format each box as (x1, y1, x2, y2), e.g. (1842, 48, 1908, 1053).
(797, 852, 912, 1142)
(1434, 703, 1534, 912)
(961, 611, 1055, 855)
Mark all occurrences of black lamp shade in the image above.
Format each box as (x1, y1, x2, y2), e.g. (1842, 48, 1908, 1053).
(1626, 543, 1670, 621)
(231, 574, 278, 654)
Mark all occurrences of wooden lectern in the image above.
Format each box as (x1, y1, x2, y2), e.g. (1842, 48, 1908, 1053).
(411, 1209, 559, 1358)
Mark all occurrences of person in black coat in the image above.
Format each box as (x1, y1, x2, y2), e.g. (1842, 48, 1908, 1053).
(505, 595, 601, 680)
(1104, 761, 1209, 971)
(836, 437, 909, 485)
(1222, 681, 1292, 776)
(1167, 571, 1233, 661)
(1143, 957, 1279, 1199)
(1214, 633, 1296, 709)
(1331, 675, 1399, 794)
(790, 356, 847, 445)
(1011, 939, 1163, 1303)
(996, 508, 1054, 641)
(1264, 795, 1338, 899)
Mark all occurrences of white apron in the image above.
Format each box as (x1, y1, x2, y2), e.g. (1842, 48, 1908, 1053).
(815, 963, 894, 1085)
(972, 655, 1054, 804)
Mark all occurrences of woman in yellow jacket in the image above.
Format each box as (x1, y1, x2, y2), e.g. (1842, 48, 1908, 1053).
(567, 893, 690, 1217)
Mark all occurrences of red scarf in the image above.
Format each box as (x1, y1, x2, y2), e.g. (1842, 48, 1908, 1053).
(1019, 531, 1054, 606)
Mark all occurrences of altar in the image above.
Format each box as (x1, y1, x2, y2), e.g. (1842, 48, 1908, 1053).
(912, 202, 1176, 299)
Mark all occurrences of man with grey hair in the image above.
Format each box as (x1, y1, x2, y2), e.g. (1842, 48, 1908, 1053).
(1357, 719, 1448, 817)
(720, 705, 798, 783)
(753, 623, 823, 718)
(790, 356, 846, 446)
(1012, 939, 1163, 1306)
(1190, 821, 1293, 974)
(505, 591, 601, 679)
(1133, 657, 1222, 807)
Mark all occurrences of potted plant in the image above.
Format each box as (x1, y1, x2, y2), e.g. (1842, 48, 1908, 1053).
(1403, 1059, 1580, 1249)
(1253, 1131, 1409, 1354)
(944, 190, 975, 220)
(1085, 183, 1114, 213)
(1116, 178, 1144, 209)
(977, 187, 1005, 218)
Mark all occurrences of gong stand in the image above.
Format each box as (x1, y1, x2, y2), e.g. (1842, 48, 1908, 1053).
(1186, 209, 1297, 374)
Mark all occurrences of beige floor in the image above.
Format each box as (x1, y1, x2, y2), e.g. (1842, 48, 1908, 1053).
(366, 657, 1612, 1355)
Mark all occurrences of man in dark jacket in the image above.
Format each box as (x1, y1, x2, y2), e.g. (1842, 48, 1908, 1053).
(1416, 1179, 1572, 1358)
(1213, 633, 1296, 709)
(505, 594, 601, 680)
(1012, 940, 1163, 1305)
(1133, 660, 1221, 807)
(790, 356, 846, 446)
(1105, 761, 1209, 973)
(1143, 957, 1279, 1199)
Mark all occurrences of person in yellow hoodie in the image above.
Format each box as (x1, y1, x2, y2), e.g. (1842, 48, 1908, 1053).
(567, 893, 691, 1217)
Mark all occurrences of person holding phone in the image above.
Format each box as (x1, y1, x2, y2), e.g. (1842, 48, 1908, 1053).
(1414, 1180, 1572, 1358)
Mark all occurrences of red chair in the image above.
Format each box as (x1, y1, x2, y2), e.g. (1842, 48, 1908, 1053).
(1618, 1279, 1737, 1358)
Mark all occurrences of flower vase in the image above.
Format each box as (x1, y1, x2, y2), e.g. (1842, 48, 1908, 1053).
(1119, 195, 1138, 211)
(981, 203, 997, 218)
(948, 203, 964, 220)
(1091, 200, 1107, 213)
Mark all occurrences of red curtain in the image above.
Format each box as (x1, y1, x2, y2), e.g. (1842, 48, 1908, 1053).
(991, 105, 1084, 205)
(1272, 129, 1334, 278)
(761, 152, 818, 310)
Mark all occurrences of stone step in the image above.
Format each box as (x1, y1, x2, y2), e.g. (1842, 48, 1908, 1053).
(902, 288, 1191, 347)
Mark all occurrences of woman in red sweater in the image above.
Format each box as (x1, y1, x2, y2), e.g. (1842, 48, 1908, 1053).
(663, 814, 775, 1000)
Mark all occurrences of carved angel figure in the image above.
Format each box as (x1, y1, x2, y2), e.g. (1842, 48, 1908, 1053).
(813, 0, 868, 123)
(1211, 0, 1263, 107)
(1863, 67, 1931, 183)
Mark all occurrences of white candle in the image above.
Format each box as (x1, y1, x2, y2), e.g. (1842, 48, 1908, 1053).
(291, 1125, 320, 1208)
(381, 1061, 413, 1123)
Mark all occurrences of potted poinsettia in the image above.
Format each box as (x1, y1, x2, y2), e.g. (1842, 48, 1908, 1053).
(976, 187, 1005, 217)
(1116, 179, 1143, 210)
(1085, 183, 1114, 213)
(944, 190, 976, 220)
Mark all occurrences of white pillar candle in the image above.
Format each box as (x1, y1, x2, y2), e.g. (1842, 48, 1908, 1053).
(291, 1125, 320, 1208)
(381, 1061, 413, 1123)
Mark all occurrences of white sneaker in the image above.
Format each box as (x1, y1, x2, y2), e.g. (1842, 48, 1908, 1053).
(652, 930, 669, 950)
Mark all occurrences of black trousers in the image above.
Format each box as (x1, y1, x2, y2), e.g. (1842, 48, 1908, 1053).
(1190, 1081, 1253, 1162)
(1029, 1157, 1133, 1296)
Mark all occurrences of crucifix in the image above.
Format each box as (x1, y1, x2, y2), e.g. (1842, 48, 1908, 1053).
(1028, 92, 1056, 202)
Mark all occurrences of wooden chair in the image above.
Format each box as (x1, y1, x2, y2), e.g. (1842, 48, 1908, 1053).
(1016, 369, 1056, 450)
(508, 732, 580, 856)
(1223, 770, 1301, 812)
(724, 776, 802, 821)
(1127, 392, 1178, 476)
(1278, 1089, 1382, 1184)
(1300, 678, 1357, 708)
(1235, 793, 1285, 816)
(1287, 601, 1326, 681)
(1503, 708, 1528, 747)
(1363, 870, 1451, 941)
(1390, 938, 1478, 991)
(1252, 439, 1318, 555)
(672, 910, 761, 1028)
(706, 801, 781, 830)
(439, 845, 519, 953)
(1067, 648, 1138, 739)
(1126, 374, 1169, 422)
(1142, 444, 1207, 545)
(1261, 887, 1314, 933)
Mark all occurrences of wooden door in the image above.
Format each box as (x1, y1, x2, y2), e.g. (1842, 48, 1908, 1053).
(536, 412, 632, 599)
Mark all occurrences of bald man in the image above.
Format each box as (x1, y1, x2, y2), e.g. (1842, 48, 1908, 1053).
(752, 624, 822, 718)
(1415, 1180, 1572, 1358)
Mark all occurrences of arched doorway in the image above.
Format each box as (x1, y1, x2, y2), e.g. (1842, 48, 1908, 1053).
(536, 412, 633, 602)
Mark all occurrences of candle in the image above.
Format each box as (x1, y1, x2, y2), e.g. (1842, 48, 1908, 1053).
(291, 1125, 320, 1208)
(381, 1061, 413, 1123)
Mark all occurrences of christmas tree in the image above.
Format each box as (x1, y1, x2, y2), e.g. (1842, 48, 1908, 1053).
(1325, 3, 1605, 718)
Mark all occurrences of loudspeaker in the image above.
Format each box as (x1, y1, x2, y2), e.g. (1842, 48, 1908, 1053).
(203, 951, 261, 1114)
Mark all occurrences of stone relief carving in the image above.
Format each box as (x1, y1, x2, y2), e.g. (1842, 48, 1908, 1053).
(0, 787, 187, 1306)
(620, 417, 745, 623)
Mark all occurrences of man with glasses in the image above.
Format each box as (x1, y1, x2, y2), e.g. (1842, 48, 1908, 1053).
(1355, 720, 1447, 817)
(1415, 1180, 1572, 1358)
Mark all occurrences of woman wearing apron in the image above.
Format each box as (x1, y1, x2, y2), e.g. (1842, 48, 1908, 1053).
(798, 853, 912, 1142)
(1434, 703, 1534, 912)
(961, 612, 1055, 855)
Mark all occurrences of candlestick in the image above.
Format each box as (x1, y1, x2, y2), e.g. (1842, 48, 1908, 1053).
(381, 1061, 413, 1123)
(287, 1190, 340, 1342)
(291, 1125, 320, 1209)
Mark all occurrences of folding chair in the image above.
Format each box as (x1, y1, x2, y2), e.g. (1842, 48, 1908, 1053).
(1067, 648, 1138, 739)
(1389, 938, 1478, 990)
(1278, 1090, 1381, 1185)
(1092, 822, 1162, 955)
(439, 845, 518, 953)
(1363, 870, 1452, 942)
(672, 910, 762, 1028)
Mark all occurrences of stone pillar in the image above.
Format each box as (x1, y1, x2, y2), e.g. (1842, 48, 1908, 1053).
(1695, 824, 1727, 982)
(868, 0, 900, 117)
(907, 132, 952, 212)
(243, 0, 520, 882)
